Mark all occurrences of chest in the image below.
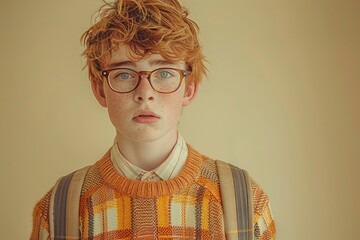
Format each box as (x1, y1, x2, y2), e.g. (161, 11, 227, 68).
(80, 186, 225, 239)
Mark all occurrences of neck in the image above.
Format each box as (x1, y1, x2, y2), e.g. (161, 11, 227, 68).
(116, 131, 178, 171)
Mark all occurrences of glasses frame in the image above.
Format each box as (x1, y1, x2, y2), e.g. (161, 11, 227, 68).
(101, 67, 192, 94)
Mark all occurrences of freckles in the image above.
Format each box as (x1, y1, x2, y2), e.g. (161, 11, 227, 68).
(109, 96, 130, 111)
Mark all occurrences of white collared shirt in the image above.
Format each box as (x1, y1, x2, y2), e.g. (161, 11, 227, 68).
(110, 133, 188, 181)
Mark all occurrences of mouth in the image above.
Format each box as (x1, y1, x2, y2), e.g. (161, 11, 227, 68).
(133, 110, 160, 123)
(133, 111, 160, 118)
(137, 114, 159, 118)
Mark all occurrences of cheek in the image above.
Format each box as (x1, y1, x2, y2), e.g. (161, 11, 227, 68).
(105, 94, 130, 125)
(162, 94, 185, 119)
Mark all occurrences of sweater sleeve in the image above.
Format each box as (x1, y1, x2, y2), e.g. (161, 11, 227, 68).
(250, 178, 277, 240)
(29, 190, 52, 240)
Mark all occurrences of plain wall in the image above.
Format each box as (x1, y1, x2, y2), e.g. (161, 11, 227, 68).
(1, 0, 359, 239)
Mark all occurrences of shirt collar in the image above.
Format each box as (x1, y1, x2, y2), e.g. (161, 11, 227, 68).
(110, 133, 188, 181)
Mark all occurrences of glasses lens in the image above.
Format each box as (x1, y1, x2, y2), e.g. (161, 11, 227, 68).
(150, 68, 181, 93)
(108, 69, 138, 92)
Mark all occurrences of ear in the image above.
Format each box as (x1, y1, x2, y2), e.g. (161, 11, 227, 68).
(182, 82, 198, 106)
(91, 79, 107, 107)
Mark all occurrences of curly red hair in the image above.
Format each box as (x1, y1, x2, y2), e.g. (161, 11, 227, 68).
(81, 0, 206, 85)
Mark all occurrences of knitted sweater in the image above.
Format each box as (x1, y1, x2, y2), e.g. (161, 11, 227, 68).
(30, 146, 276, 239)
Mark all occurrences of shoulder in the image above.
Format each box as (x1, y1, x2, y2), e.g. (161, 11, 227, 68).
(248, 177, 270, 216)
(33, 155, 104, 217)
(212, 159, 276, 238)
(184, 150, 224, 202)
(214, 159, 273, 217)
(32, 188, 53, 224)
(211, 159, 271, 208)
(187, 145, 221, 187)
(249, 177, 276, 238)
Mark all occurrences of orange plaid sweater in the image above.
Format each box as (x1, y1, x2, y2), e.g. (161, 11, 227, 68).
(31, 146, 276, 239)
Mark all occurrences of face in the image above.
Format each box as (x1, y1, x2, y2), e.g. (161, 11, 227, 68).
(91, 45, 198, 143)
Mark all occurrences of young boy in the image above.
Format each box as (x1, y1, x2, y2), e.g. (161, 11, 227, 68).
(31, 0, 276, 239)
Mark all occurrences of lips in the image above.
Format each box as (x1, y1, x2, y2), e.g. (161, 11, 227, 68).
(133, 110, 160, 123)
(134, 110, 159, 118)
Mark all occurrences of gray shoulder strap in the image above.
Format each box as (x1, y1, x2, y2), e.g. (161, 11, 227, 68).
(49, 165, 91, 240)
(216, 160, 254, 240)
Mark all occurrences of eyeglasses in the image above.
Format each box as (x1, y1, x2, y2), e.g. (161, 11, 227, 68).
(101, 67, 191, 94)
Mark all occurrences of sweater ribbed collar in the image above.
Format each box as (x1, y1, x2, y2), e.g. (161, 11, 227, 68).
(96, 145, 203, 197)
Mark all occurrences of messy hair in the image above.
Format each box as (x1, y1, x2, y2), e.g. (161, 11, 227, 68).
(81, 0, 206, 85)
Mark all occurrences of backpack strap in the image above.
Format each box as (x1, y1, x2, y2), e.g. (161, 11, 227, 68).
(216, 160, 254, 240)
(49, 165, 91, 240)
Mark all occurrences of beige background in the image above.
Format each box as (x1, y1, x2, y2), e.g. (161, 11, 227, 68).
(1, 0, 359, 239)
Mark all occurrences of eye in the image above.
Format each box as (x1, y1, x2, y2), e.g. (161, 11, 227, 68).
(160, 71, 170, 78)
(118, 73, 132, 79)
(113, 71, 136, 80)
(156, 70, 174, 79)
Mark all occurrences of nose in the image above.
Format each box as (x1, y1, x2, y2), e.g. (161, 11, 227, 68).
(133, 75, 155, 103)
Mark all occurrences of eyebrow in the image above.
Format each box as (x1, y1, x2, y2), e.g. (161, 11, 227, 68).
(107, 61, 136, 69)
(149, 59, 178, 66)
(107, 59, 179, 69)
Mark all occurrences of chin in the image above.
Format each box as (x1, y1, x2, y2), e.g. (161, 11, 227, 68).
(125, 130, 164, 143)
(116, 124, 177, 144)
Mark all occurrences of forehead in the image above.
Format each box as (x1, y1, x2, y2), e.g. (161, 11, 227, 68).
(105, 44, 185, 69)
